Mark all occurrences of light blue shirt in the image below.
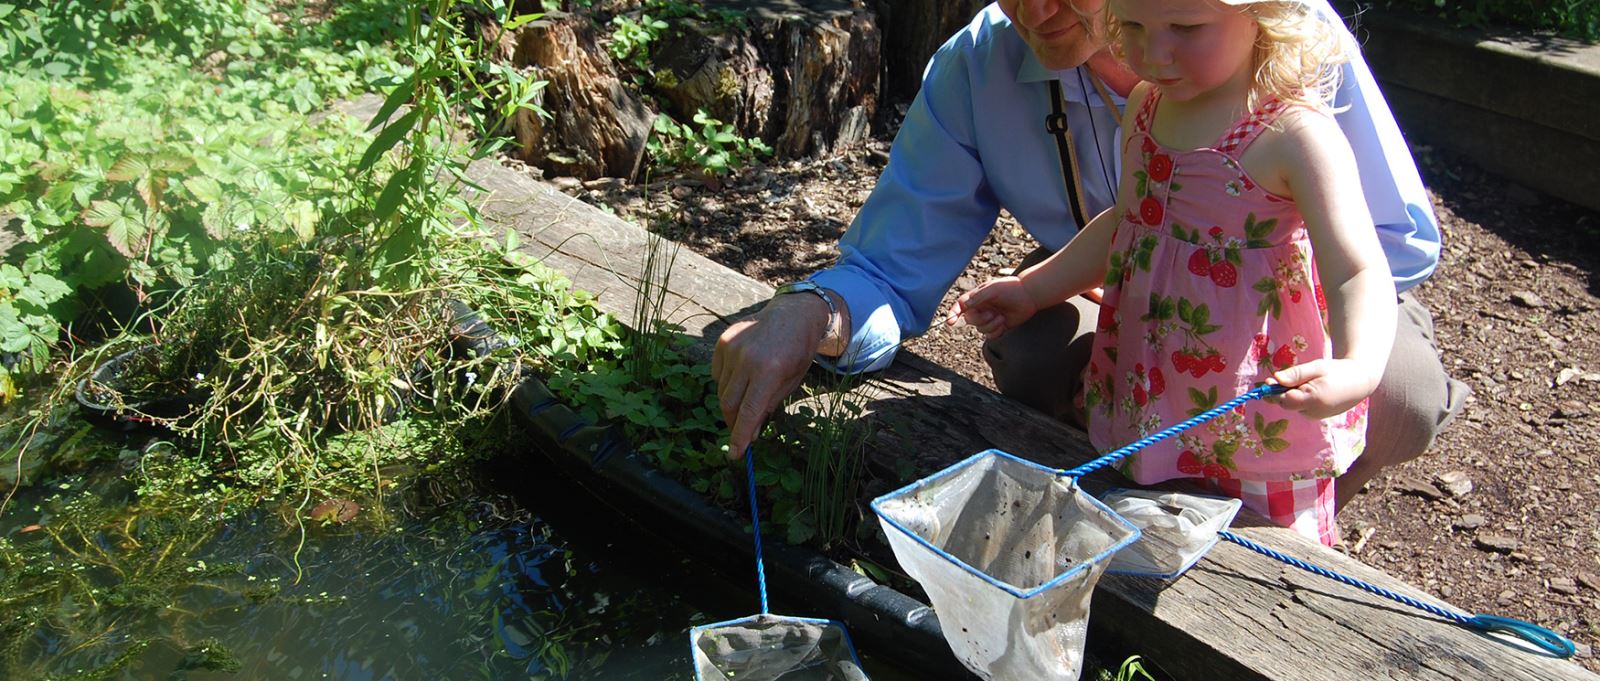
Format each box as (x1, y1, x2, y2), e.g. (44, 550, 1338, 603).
(810, 2, 1440, 374)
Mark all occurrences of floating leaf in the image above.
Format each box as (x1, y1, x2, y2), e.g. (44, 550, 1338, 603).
(309, 498, 360, 524)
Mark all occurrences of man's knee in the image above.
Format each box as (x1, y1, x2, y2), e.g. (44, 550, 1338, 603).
(1363, 293, 1470, 467)
(983, 296, 1097, 425)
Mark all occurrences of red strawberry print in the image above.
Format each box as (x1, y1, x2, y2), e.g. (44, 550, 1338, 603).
(1315, 285, 1327, 311)
(1290, 289, 1303, 303)
(1250, 333, 1271, 361)
(1202, 463, 1231, 479)
(1241, 176, 1255, 191)
(1272, 344, 1296, 370)
(1189, 361, 1209, 379)
(1097, 304, 1117, 332)
(1207, 225, 1224, 239)
(1209, 261, 1238, 288)
(1172, 351, 1192, 372)
(1133, 383, 1148, 407)
(1187, 250, 1212, 276)
(1148, 367, 1166, 396)
(1147, 154, 1174, 182)
(1207, 353, 1226, 372)
(1142, 137, 1157, 154)
(1177, 451, 1203, 474)
(1139, 196, 1164, 226)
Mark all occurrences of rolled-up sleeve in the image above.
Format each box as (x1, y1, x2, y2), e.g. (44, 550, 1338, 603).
(811, 37, 1003, 374)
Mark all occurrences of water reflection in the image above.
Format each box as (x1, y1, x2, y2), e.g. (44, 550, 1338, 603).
(1, 458, 703, 680)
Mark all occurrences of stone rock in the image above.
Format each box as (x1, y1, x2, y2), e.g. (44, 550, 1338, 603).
(1578, 572, 1600, 592)
(1549, 577, 1580, 595)
(1394, 475, 1446, 501)
(1475, 534, 1520, 553)
(1510, 290, 1545, 308)
(550, 176, 583, 193)
(1453, 514, 1488, 531)
(1435, 471, 1473, 497)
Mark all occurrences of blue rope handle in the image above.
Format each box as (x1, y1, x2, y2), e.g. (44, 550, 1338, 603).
(745, 445, 770, 615)
(1062, 383, 1289, 479)
(1218, 530, 1576, 658)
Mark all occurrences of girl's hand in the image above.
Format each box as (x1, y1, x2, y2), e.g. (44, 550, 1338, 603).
(1269, 359, 1383, 419)
(944, 277, 1037, 341)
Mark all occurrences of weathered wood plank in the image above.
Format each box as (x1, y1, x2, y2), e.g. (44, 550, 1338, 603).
(466, 159, 1596, 680)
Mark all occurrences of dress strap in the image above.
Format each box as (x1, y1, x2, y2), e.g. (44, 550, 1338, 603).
(1133, 89, 1161, 135)
(1215, 97, 1290, 156)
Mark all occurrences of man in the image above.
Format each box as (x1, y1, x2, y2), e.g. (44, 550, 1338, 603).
(711, 0, 1466, 511)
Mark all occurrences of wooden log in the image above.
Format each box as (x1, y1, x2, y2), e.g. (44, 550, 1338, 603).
(502, 12, 654, 180)
(460, 156, 1599, 680)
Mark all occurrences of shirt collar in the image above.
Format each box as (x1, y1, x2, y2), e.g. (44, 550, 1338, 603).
(1016, 53, 1122, 107)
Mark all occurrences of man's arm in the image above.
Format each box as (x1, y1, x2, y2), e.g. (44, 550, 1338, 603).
(713, 31, 1003, 456)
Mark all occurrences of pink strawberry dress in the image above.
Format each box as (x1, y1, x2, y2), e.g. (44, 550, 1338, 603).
(1080, 92, 1367, 544)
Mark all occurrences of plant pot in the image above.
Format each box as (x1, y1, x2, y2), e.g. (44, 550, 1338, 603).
(74, 345, 201, 430)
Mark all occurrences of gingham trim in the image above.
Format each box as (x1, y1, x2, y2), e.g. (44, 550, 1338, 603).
(1215, 98, 1289, 155)
(1134, 89, 1161, 134)
(1206, 477, 1339, 547)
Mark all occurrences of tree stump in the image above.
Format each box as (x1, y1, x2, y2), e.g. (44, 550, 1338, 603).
(875, 0, 988, 102)
(650, 1, 883, 158)
(505, 13, 654, 180)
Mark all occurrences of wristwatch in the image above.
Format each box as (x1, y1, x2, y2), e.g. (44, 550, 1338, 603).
(774, 281, 846, 356)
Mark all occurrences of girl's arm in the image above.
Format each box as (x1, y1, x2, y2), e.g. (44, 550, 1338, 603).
(1271, 108, 1398, 417)
(949, 83, 1152, 338)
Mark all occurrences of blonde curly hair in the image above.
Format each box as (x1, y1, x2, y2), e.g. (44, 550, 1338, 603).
(1106, 0, 1349, 110)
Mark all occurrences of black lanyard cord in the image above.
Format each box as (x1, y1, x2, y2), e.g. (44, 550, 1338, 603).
(1046, 78, 1088, 228)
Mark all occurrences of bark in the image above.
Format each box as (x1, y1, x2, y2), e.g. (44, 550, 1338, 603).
(655, 3, 881, 158)
(505, 13, 655, 180)
(875, 0, 989, 102)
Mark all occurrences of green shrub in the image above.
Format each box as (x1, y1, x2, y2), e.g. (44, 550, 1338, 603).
(1376, 0, 1600, 41)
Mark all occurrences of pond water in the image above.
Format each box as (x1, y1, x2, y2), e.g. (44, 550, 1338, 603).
(0, 430, 927, 680)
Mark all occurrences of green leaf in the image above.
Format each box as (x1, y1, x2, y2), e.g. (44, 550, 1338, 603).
(82, 199, 145, 257)
(503, 13, 545, 31)
(1263, 437, 1290, 452)
(373, 165, 414, 224)
(106, 155, 150, 182)
(368, 69, 424, 132)
(1263, 418, 1289, 438)
(286, 200, 318, 243)
(357, 108, 421, 173)
(182, 176, 224, 204)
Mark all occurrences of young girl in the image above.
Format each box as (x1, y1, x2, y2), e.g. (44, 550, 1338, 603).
(950, 0, 1396, 547)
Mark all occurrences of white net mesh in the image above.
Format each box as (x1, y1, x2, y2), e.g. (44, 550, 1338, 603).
(873, 452, 1140, 680)
(690, 614, 868, 681)
(1101, 488, 1243, 578)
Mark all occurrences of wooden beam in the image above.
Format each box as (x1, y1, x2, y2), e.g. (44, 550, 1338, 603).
(464, 152, 1596, 681)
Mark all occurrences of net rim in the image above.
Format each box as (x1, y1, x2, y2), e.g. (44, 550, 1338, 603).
(870, 449, 1143, 599)
(688, 613, 864, 681)
(1100, 487, 1245, 579)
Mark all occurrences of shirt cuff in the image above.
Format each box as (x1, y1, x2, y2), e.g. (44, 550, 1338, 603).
(808, 269, 903, 374)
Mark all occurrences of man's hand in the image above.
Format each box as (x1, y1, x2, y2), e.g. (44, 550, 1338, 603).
(945, 276, 1038, 340)
(1270, 358, 1383, 419)
(712, 293, 833, 459)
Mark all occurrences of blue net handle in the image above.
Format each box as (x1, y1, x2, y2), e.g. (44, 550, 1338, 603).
(1061, 384, 1289, 479)
(1218, 531, 1576, 658)
(745, 445, 769, 615)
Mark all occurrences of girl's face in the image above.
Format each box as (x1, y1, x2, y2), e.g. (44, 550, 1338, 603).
(998, 0, 1109, 70)
(1110, 0, 1259, 103)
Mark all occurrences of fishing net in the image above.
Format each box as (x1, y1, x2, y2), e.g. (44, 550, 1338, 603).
(1101, 488, 1243, 578)
(872, 450, 1140, 680)
(690, 614, 868, 681)
(689, 449, 870, 681)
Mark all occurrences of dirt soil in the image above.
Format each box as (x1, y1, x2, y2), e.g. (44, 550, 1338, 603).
(552, 129, 1600, 669)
